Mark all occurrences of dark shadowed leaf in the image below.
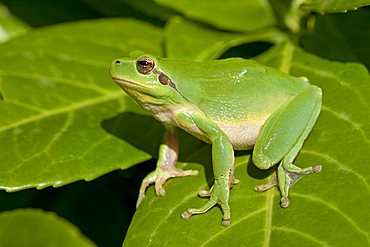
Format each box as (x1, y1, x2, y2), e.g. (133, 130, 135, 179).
(300, 7, 370, 69)
(0, 209, 95, 247)
(301, 0, 370, 13)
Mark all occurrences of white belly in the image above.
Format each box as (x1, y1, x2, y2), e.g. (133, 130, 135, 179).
(218, 121, 264, 150)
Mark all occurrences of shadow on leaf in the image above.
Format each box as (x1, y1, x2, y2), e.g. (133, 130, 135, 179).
(243, 152, 275, 180)
(101, 112, 214, 183)
(101, 112, 164, 157)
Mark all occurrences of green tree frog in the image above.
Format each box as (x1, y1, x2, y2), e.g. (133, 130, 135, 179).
(110, 52, 322, 226)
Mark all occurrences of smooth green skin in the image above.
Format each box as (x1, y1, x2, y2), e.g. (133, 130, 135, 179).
(110, 52, 322, 226)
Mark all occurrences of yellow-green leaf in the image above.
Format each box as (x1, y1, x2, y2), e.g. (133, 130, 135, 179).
(124, 43, 370, 246)
(0, 3, 29, 43)
(0, 18, 162, 191)
(155, 0, 276, 32)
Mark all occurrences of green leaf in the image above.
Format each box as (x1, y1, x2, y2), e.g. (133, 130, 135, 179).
(165, 16, 287, 61)
(124, 42, 370, 246)
(0, 3, 30, 43)
(0, 18, 162, 191)
(155, 0, 276, 32)
(300, 7, 370, 69)
(301, 0, 370, 13)
(0, 209, 95, 247)
(267, 0, 302, 33)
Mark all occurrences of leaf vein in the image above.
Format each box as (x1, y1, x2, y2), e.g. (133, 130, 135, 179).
(272, 226, 330, 247)
(263, 189, 274, 247)
(5, 100, 46, 113)
(6, 111, 75, 175)
(0, 71, 112, 95)
(147, 187, 204, 246)
(293, 193, 370, 243)
(301, 149, 370, 191)
(201, 207, 266, 247)
(0, 92, 122, 133)
(293, 63, 369, 109)
(322, 105, 370, 145)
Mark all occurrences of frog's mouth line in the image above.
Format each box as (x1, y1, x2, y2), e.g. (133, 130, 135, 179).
(112, 77, 143, 88)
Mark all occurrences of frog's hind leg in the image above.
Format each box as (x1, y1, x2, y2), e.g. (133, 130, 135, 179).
(252, 85, 322, 207)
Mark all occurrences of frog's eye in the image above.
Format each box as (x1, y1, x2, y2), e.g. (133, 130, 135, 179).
(136, 56, 155, 74)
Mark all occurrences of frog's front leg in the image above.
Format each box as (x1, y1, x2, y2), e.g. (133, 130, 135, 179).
(252, 85, 322, 207)
(136, 127, 198, 207)
(176, 112, 235, 227)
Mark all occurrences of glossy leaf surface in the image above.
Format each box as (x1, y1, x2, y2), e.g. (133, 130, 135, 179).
(0, 3, 29, 43)
(0, 19, 162, 191)
(155, 0, 276, 32)
(124, 43, 370, 246)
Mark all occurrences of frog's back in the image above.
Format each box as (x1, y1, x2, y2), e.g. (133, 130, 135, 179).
(158, 57, 310, 149)
(161, 57, 309, 122)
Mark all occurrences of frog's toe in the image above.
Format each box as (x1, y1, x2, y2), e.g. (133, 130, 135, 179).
(181, 199, 217, 221)
(136, 171, 157, 207)
(232, 177, 240, 185)
(198, 189, 211, 197)
(181, 209, 193, 220)
(312, 165, 322, 173)
(154, 168, 198, 196)
(254, 172, 277, 192)
(181, 179, 231, 226)
(155, 180, 167, 197)
(136, 167, 198, 207)
(280, 196, 290, 208)
(222, 218, 230, 227)
(172, 168, 199, 177)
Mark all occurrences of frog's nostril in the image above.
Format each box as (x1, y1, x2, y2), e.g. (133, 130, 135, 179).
(115, 60, 121, 65)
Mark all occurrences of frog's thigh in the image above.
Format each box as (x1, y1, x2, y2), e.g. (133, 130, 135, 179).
(252, 85, 322, 169)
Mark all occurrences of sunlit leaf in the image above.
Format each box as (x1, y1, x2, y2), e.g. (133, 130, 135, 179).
(124, 42, 370, 246)
(0, 3, 29, 43)
(155, 0, 276, 32)
(0, 18, 162, 191)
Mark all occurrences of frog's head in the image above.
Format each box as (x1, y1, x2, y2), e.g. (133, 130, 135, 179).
(110, 53, 185, 106)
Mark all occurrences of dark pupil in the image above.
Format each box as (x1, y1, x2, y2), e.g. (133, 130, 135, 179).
(139, 60, 149, 66)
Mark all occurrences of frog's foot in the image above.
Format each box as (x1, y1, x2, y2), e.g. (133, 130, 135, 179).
(181, 178, 231, 227)
(254, 172, 278, 192)
(136, 167, 198, 207)
(254, 163, 322, 208)
(198, 176, 239, 198)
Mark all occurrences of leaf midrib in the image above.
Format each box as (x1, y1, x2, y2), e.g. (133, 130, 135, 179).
(0, 91, 123, 133)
